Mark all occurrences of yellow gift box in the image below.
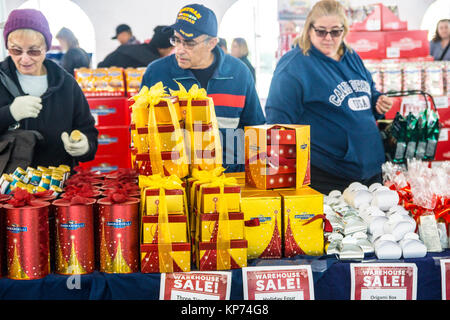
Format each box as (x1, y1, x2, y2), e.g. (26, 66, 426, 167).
(142, 188, 185, 215)
(199, 184, 241, 214)
(245, 124, 311, 190)
(141, 215, 188, 244)
(189, 123, 216, 150)
(196, 239, 247, 271)
(241, 190, 282, 260)
(135, 152, 188, 178)
(140, 243, 191, 273)
(152, 96, 181, 125)
(279, 187, 324, 257)
(224, 172, 246, 186)
(195, 211, 244, 242)
(179, 98, 212, 124)
(132, 122, 185, 153)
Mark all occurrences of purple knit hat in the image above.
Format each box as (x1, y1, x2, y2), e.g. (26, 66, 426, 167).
(3, 9, 53, 51)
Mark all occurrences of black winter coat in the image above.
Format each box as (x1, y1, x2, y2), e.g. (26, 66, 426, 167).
(61, 47, 91, 76)
(97, 42, 161, 68)
(0, 56, 98, 169)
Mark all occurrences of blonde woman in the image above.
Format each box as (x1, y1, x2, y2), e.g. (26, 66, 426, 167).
(0, 9, 98, 169)
(265, 0, 392, 194)
(231, 38, 255, 81)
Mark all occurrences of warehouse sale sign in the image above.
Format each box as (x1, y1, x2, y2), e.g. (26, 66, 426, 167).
(159, 271, 231, 300)
(242, 265, 314, 300)
(350, 263, 417, 300)
(441, 259, 450, 300)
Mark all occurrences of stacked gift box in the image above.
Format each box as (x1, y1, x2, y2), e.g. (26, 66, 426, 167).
(129, 82, 189, 178)
(138, 174, 191, 273)
(170, 82, 223, 173)
(188, 169, 247, 271)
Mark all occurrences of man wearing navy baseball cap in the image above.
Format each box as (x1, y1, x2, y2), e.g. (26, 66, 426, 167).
(141, 4, 265, 172)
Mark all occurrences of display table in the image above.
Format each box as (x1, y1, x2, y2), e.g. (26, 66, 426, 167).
(0, 250, 448, 300)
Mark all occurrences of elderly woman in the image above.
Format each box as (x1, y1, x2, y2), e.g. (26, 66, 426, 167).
(0, 9, 98, 169)
(265, 0, 393, 194)
(429, 19, 450, 61)
(56, 27, 91, 75)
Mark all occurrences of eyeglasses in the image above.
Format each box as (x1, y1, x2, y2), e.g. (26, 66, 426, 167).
(311, 25, 344, 38)
(169, 35, 211, 49)
(8, 47, 44, 57)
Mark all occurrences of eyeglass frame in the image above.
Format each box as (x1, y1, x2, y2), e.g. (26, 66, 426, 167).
(310, 25, 345, 38)
(7, 46, 45, 57)
(169, 35, 213, 49)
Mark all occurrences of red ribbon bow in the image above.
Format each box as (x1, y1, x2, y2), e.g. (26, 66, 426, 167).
(7, 188, 34, 207)
(103, 187, 131, 204)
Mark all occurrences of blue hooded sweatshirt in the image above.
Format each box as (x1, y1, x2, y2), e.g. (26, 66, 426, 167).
(141, 46, 266, 172)
(265, 44, 385, 181)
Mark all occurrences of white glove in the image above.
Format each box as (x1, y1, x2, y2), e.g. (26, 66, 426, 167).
(9, 95, 43, 121)
(61, 131, 90, 157)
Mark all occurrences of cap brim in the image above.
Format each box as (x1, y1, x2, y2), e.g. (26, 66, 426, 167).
(168, 21, 201, 39)
(111, 35, 118, 40)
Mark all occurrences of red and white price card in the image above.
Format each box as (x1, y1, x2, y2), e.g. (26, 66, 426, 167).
(242, 265, 314, 300)
(440, 259, 450, 300)
(350, 263, 417, 300)
(159, 271, 232, 300)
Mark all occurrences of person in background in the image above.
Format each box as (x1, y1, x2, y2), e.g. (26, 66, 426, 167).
(112, 24, 140, 45)
(218, 38, 228, 53)
(265, 0, 393, 195)
(230, 37, 255, 81)
(55, 27, 91, 75)
(141, 4, 265, 172)
(429, 19, 450, 61)
(97, 25, 173, 68)
(0, 9, 98, 169)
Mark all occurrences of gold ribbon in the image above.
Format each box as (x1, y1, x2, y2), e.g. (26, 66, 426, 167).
(131, 82, 189, 178)
(189, 167, 226, 212)
(170, 82, 223, 171)
(139, 174, 187, 272)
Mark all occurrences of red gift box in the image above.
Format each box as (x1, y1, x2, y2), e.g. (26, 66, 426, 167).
(350, 3, 407, 32)
(4, 201, 51, 280)
(96, 197, 140, 273)
(87, 97, 130, 126)
(96, 126, 130, 157)
(385, 30, 429, 59)
(346, 31, 386, 60)
(435, 128, 450, 161)
(78, 153, 132, 173)
(52, 198, 96, 275)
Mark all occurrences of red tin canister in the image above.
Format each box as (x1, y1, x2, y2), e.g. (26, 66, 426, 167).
(4, 201, 50, 280)
(0, 195, 12, 277)
(97, 197, 140, 273)
(53, 199, 96, 275)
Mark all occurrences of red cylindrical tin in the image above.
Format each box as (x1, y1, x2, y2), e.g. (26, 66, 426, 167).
(97, 198, 140, 273)
(4, 201, 50, 280)
(52, 199, 96, 275)
(0, 195, 12, 277)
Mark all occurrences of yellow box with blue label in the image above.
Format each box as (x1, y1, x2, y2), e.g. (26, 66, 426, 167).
(279, 187, 324, 257)
(240, 190, 282, 260)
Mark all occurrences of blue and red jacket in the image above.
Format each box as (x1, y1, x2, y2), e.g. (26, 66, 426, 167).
(141, 46, 266, 172)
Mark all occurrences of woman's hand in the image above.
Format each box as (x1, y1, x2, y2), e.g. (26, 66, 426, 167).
(375, 95, 393, 114)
